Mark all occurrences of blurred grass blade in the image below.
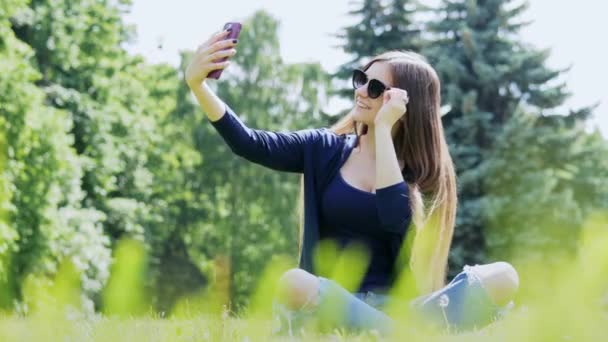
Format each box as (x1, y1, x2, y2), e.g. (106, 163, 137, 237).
(102, 239, 148, 317)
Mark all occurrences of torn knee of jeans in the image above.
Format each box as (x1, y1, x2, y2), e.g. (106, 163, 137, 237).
(462, 264, 483, 286)
(438, 294, 450, 308)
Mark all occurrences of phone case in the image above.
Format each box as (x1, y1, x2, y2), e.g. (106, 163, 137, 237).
(207, 22, 242, 80)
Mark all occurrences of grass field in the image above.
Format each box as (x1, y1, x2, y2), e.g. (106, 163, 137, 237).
(1, 215, 606, 342)
(0, 306, 607, 342)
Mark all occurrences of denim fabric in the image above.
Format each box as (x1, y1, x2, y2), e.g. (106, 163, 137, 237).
(272, 264, 512, 337)
(272, 275, 393, 336)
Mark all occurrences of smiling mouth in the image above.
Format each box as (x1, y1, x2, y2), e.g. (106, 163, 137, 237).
(356, 100, 370, 109)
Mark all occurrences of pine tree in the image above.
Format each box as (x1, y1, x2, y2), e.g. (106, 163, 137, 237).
(482, 110, 608, 265)
(425, 0, 600, 272)
(333, 0, 424, 102)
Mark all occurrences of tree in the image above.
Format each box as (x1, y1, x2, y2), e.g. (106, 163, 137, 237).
(1, 0, 110, 311)
(333, 0, 424, 102)
(8, 0, 192, 310)
(425, 0, 604, 272)
(483, 111, 608, 265)
(178, 10, 333, 309)
(5, 1, 333, 313)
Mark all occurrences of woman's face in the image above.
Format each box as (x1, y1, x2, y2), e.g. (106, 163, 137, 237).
(352, 61, 393, 125)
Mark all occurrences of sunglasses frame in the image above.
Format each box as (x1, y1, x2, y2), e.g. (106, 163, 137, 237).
(352, 68, 390, 99)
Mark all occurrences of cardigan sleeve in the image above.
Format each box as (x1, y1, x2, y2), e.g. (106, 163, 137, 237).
(208, 104, 322, 173)
(375, 181, 412, 233)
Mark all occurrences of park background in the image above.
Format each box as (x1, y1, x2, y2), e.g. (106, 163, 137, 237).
(1, 0, 607, 340)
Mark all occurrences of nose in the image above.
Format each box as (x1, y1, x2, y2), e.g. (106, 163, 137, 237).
(355, 81, 369, 98)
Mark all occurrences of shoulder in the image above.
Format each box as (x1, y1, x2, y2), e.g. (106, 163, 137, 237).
(308, 128, 357, 154)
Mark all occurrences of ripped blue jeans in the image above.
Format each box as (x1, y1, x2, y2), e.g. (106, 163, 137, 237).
(272, 265, 513, 336)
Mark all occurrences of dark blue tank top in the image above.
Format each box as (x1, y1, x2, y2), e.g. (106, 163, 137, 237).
(319, 170, 407, 294)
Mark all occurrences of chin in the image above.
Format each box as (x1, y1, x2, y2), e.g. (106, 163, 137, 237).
(352, 108, 373, 125)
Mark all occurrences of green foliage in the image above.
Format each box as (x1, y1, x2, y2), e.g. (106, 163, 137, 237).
(0, 216, 607, 340)
(5, 1, 334, 312)
(334, 0, 424, 101)
(483, 111, 608, 264)
(102, 239, 148, 316)
(1, 0, 110, 311)
(1, 0, 607, 324)
(424, 0, 605, 274)
(181, 10, 333, 309)
(334, 0, 608, 285)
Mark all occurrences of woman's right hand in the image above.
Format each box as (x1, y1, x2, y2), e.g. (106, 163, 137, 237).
(185, 29, 238, 88)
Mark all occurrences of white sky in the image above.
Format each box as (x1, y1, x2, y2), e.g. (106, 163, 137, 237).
(123, 0, 607, 137)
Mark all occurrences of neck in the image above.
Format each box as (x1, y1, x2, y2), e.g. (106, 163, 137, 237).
(355, 122, 397, 159)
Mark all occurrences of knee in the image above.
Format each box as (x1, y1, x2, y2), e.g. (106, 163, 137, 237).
(277, 268, 320, 310)
(472, 262, 519, 307)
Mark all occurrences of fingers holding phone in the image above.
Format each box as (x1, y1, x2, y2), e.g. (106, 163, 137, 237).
(208, 22, 241, 79)
(186, 22, 242, 88)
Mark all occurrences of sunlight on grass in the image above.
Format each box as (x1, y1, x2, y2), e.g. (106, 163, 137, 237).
(102, 239, 148, 317)
(171, 254, 232, 322)
(0, 119, 17, 309)
(246, 254, 291, 319)
(0, 214, 606, 341)
(314, 239, 371, 291)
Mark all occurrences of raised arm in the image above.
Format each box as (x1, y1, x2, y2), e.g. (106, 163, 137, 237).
(185, 29, 320, 173)
(374, 90, 412, 232)
(185, 29, 237, 121)
(206, 104, 321, 172)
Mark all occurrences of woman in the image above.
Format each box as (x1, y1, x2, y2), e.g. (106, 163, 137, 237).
(185, 29, 519, 336)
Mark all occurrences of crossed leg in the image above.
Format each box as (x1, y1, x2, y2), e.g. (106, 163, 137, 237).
(276, 261, 519, 313)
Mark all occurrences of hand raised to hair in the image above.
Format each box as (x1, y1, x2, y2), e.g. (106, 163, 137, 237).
(374, 88, 409, 128)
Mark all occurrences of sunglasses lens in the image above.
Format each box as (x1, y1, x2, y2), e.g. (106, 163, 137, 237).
(352, 69, 367, 89)
(368, 79, 386, 99)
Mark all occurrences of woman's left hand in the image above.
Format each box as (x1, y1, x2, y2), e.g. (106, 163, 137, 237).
(374, 88, 409, 128)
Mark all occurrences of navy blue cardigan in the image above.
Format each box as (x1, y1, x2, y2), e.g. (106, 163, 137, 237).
(209, 104, 412, 274)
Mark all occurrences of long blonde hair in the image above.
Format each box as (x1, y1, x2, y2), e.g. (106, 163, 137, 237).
(297, 51, 457, 294)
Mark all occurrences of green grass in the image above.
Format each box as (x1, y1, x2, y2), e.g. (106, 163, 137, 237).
(0, 307, 606, 342)
(1, 214, 607, 341)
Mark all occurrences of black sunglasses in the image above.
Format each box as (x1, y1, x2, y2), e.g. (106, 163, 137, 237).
(352, 69, 390, 99)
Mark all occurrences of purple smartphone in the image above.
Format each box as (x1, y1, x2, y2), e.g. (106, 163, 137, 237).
(207, 22, 242, 80)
